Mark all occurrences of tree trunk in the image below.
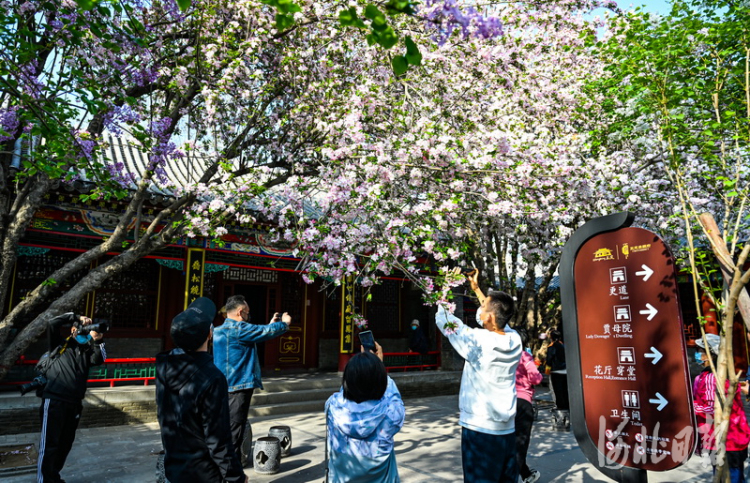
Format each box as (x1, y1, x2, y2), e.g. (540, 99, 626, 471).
(698, 213, 750, 328)
(0, 173, 50, 317)
(0, 233, 166, 379)
(0, 177, 151, 346)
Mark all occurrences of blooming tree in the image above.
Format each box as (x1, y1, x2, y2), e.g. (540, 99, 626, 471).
(271, 0, 625, 343)
(0, 0, 510, 378)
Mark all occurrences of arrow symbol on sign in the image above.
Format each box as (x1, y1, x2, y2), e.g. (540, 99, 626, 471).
(635, 265, 654, 282)
(649, 392, 668, 411)
(640, 303, 658, 321)
(644, 347, 663, 365)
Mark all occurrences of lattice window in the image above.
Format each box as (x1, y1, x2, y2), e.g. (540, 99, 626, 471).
(203, 271, 218, 300)
(224, 267, 279, 283)
(281, 273, 303, 321)
(365, 280, 400, 332)
(92, 258, 159, 330)
(10, 249, 87, 322)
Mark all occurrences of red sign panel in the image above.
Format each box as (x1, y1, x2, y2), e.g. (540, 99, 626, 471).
(574, 227, 695, 471)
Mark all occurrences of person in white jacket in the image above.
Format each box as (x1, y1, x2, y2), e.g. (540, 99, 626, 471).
(436, 269, 522, 483)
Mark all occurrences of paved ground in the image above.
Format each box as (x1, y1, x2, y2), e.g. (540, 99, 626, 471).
(0, 389, 715, 482)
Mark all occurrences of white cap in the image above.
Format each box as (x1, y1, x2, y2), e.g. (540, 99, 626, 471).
(695, 334, 720, 355)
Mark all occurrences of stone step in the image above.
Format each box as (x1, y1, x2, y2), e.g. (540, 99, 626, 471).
(250, 387, 338, 407)
(257, 373, 341, 393)
(249, 398, 327, 418)
(0, 370, 461, 434)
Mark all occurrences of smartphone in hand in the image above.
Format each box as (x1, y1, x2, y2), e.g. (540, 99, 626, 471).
(358, 330, 376, 353)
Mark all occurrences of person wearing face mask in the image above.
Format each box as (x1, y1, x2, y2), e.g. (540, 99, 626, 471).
(693, 333, 750, 482)
(408, 319, 429, 355)
(436, 268, 522, 483)
(156, 297, 247, 483)
(213, 294, 291, 465)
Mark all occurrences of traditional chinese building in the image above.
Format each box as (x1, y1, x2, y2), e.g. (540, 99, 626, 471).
(6, 138, 437, 379)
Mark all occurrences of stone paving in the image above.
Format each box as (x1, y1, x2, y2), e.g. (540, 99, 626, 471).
(0, 387, 717, 483)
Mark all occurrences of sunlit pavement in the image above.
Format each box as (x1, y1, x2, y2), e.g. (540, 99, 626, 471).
(0, 388, 715, 482)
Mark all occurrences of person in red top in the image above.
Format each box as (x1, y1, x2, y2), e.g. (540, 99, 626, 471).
(693, 334, 750, 483)
(515, 329, 543, 483)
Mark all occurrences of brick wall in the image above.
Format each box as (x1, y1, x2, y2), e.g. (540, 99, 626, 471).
(0, 394, 158, 436)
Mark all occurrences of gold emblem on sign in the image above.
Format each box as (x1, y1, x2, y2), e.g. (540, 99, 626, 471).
(593, 248, 615, 261)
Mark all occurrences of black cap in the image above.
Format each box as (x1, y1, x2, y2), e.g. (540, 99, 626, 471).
(170, 297, 216, 351)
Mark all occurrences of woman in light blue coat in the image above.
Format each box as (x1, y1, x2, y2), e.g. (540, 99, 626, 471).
(325, 344, 405, 482)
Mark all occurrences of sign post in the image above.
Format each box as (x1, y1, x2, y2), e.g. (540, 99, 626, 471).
(560, 212, 695, 482)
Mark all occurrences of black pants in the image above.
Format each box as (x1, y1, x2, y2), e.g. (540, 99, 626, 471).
(515, 398, 535, 479)
(461, 427, 518, 483)
(38, 398, 82, 482)
(227, 388, 255, 455)
(550, 373, 569, 410)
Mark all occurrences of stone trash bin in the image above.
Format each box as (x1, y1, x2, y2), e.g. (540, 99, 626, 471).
(268, 426, 292, 457)
(253, 436, 281, 475)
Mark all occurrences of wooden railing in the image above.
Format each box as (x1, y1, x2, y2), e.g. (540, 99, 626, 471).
(2, 350, 442, 389)
(3, 357, 156, 388)
(383, 351, 441, 372)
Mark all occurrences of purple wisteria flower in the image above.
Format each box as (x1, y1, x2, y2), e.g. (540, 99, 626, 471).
(103, 104, 141, 136)
(422, 0, 504, 46)
(0, 107, 20, 142)
(148, 117, 182, 185)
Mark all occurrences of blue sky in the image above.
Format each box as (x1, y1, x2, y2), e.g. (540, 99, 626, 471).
(624, 0, 672, 14)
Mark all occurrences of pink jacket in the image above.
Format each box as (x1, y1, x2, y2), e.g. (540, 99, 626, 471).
(516, 351, 543, 403)
(693, 369, 750, 451)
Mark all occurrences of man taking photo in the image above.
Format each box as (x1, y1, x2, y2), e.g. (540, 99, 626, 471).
(213, 294, 291, 463)
(37, 312, 106, 482)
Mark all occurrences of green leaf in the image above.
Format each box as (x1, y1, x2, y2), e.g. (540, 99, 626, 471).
(405, 36, 422, 65)
(392, 55, 408, 76)
(339, 8, 356, 26)
(277, 0, 301, 14)
(75, 0, 96, 10)
(365, 4, 384, 21)
(386, 0, 416, 15)
(276, 13, 295, 30)
(175, 0, 191, 12)
(375, 27, 398, 49)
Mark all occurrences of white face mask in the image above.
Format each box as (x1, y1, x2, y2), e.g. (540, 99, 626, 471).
(476, 308, 483, 325)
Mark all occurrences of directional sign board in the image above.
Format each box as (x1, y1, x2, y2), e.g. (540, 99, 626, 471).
(561, 213, 695, 478)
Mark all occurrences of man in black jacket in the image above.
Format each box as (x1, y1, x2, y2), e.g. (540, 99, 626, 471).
(37, 312, 106, 482)
(156, 297, 246, 483)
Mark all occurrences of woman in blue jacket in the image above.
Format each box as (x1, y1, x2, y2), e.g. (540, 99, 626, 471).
(325, 344, 405, 482)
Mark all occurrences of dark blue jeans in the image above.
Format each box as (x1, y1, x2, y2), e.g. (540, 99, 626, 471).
(461, 426, 519, 483)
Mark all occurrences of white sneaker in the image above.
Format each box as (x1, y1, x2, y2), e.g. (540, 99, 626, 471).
(523, 469, 541, 483)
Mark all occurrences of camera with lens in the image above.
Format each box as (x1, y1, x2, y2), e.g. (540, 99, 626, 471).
(75, 321, 109, 335)
(19, 374, 48, 396)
